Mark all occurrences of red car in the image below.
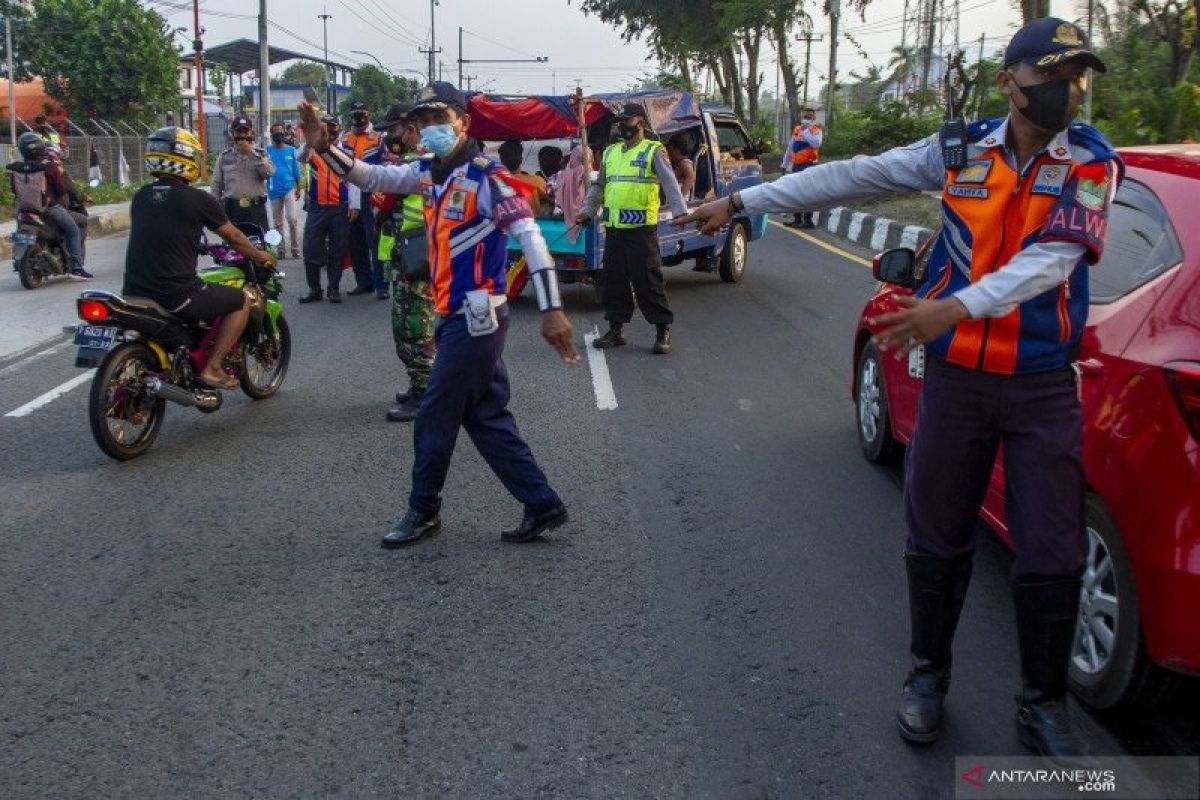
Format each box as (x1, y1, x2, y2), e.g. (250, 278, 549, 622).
(852, 145, 1200, 710)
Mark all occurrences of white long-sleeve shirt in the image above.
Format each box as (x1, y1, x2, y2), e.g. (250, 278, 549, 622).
(745, 118, 1092, 320)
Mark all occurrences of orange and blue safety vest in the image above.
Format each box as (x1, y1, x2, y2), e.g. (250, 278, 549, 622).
(418, 153, 534, 316)
(344, 129, 382, 164)
(919, 120, 1121, 375)
(307, 143, 354, 206)
(790, 123, 821, 166)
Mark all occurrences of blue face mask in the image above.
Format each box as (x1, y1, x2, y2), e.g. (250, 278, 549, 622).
(420, 123, 460, 158)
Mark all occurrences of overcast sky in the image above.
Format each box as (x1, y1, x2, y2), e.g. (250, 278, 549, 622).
(147, 0, 1084, 98)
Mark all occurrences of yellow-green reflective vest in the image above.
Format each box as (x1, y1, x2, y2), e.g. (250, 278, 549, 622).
(602, 139, 663, 228)
(400, 192, 424, 233)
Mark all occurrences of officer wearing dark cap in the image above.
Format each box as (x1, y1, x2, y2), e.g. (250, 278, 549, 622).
(577, 102, 688, 355)
(677, 18, 1117, 764)
(343, 100, 386, 297)
(212, 114, 275, 231)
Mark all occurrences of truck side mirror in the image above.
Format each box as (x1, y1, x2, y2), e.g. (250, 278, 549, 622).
(873, 247, 917, 287)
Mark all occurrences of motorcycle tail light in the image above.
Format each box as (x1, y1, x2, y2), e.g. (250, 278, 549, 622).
(78, 299, 111, 322)
(1165, 363, 1200, 441)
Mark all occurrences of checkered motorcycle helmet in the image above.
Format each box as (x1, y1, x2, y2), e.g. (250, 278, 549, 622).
(145, 126, 203, 183)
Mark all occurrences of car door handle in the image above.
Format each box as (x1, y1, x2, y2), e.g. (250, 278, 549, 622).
(1076, 358, 1105, 378)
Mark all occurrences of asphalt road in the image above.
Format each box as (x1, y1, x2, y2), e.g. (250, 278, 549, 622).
(1, 221, 1195, 798)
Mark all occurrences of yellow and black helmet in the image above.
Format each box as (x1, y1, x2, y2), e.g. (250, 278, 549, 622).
(145, 126, 203, 183)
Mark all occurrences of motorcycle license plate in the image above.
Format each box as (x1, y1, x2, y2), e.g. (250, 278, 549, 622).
(74, 325, 117, 350)
(11, 231, 36, 245)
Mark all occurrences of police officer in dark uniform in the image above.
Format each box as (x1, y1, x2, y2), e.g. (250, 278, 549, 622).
(676, 18, 1117, 764)
(212, 115, 275, 232)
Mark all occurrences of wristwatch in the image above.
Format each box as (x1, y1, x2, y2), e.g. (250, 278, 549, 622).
(727, 191, 744, 214)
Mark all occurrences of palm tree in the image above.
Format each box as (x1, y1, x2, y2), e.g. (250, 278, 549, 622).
(887, 45, 921, 101)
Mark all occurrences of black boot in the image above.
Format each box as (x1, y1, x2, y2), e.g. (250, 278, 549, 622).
(653, 324, 672, 354)
(897, 552, 973, 744)
(386, 390, 424, 423)
(327, 288, 342, 304)
(381, 508, 441, 548)
(298, 289, 323, 304)
(593, 323, 625, 349)
(1014, 578, 1090, 766)
(501, 504, 569, 543)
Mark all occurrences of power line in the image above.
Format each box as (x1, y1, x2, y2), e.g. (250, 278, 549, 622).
(357, 0, 425, 48)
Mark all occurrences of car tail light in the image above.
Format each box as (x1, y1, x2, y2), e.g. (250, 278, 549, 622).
(78, 299, 111, 322)
(1165, 363, 1200, 441)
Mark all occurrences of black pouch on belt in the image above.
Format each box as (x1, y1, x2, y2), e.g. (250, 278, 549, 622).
(400, 233, 430, 282)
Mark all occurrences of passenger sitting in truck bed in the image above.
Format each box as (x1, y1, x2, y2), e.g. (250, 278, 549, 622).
(537, 145, 565, 209)
(498, 140, 551, 215)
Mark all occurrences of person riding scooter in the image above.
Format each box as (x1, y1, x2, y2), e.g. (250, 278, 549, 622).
(8, 132, 92, 279)
(121, 127, 274, 390)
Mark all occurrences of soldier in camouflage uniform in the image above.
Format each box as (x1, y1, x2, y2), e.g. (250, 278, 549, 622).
(374, 105, 437, 423)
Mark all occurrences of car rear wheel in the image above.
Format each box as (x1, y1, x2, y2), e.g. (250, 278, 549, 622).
(1068, 495, 1175, 710)
(856, 341, 900, 464)
(718, 223, 747, 283)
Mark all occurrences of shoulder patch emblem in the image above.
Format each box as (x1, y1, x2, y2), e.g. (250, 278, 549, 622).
(1075, 178, 1108, 211)
(955, 160, 993, 184)
(472, 155, 492, 169)
(1032, 164, 1068, 195)
(946, 185, 989, 199)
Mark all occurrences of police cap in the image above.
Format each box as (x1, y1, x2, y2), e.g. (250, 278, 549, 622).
(379, 103, 416, 128)
(614, 103, 648, 121)
(413, 81, 468, 114)
(1004, 17, 1107, 74)
(230, 114, 254, 131)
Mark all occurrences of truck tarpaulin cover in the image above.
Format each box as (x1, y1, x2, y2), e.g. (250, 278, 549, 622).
(464, 91, 700, 140)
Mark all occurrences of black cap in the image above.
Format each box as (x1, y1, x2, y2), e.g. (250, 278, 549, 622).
(230, 115, 254, 131)
(349, 100, 369, 113)
(413, 81, 468, 113)
(614, 103, 648, 120)
(379, 103, 415, 128)
(1004, 17, 1106, 74)
(320, 113, 341, 126)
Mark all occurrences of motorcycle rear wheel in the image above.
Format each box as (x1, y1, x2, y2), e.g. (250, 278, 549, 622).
(16, 255, 43, 290)
(240, 315, 291, 399)
(89, 342, 166, 460)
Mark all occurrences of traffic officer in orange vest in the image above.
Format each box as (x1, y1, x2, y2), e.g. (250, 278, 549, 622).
(677, 18, 1117, 765)
(297, 82, 579, 547)
(297, 114, 360, 304)
(781, 106, 822, 228)
(343, 100, 387, 298)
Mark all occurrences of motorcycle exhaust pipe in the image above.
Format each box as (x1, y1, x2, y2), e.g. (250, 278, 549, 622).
(144, 376, 222, 410)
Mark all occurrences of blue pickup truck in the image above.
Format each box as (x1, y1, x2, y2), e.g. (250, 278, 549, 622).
(463, 91, 767, 299)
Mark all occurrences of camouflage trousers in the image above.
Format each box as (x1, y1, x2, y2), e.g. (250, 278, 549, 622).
(389, 268, 436, 394)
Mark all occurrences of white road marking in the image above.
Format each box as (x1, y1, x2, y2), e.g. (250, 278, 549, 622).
(583, 326, 618, 411)
(5, 370, 95, 418)
(0, 340, 71, 378)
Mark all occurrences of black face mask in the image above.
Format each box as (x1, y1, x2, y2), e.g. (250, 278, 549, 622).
(384, 134, 406, 154)
(271, 132, 286, 144)
(1015, 78, 1074, 133)
(352, 115, 369, 129)
(617, 122, 639, 139)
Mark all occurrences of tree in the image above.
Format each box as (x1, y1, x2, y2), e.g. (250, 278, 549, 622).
(20, 0, 179, 120)
(278, 60, 328, 87)
(208, 62, 231, 106)
(338, 66, 422, 118)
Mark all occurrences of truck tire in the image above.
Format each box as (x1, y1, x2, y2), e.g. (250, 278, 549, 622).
(718, 222, 747, 283)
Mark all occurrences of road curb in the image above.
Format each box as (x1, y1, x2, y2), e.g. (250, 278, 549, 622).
(0, 207, 131, 260)
(810, 207, 933, 253)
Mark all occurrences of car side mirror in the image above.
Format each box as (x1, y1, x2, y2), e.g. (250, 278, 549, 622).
(873, 247, 917, 287)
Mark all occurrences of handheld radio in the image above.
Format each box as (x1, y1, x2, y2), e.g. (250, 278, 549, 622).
(939, 118, 968, 171)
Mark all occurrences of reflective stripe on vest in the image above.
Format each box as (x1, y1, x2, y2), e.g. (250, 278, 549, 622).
(922, 149, 1093, 375)
(400, 192, 424, 232)
(602, 140, 662, 228)
(790, 125, 820, 165)
(308, 156, 345, 205)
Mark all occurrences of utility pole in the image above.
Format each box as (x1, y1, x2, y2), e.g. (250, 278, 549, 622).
(319, 9, 332, 113)
(428, 0, 437, 84)
(6, 8, 17, 151)
(457, 28, 547, 88)
(258, 0, 271, 139)
(193, 0, 208, 180)
(796, 31, 822, 107)
(827, 0, 839, 129)
(457, 26, 463, 86)
(1083, 0, 1094, 122)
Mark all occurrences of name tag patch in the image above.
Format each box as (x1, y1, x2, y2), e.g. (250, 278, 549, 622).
(955, 160, 992, 184)
(444, 190, 468, 221)
(946, 185, 989, 199)
(1032, 164, 1068, 195)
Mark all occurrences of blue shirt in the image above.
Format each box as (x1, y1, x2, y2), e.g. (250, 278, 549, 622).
(265, 144, 302, 199)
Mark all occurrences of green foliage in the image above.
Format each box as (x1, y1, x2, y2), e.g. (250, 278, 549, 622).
(0, 180, 143, 221)
(208, 63, 232, 105)
(22, 0, 180, 120)
(337, 66, 422, 119)
(279, 61, 329, 87)
(821, 100, 940, 160)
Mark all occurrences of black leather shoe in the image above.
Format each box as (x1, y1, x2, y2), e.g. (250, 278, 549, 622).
(653, 325, 672, 354)
(298, 290, 323, 304)
(376, 289, 390, 300)
(395, 390, 412, 404)
(593, 325, 625, 349)
(1017, 700, 1090, 766)
(327, 288, 342, 303)
(381, 509, 441, 548)
(897, 661, 950, 744)
(501, 505, 569, 543)
(347, 286, 373, 296)
(385, 393, 423, 422)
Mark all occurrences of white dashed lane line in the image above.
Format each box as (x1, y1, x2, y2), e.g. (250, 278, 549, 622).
(5, 370, 95, 418)
(583, 325, 618, 411)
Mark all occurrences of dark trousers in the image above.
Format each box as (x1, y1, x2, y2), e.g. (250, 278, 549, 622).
(904, 358, 1086, 581)
(302, 203, 350, 292)
(224, 198, 270, 232)
(408, 309, 562, 517)
(600, 225, 673, 326)
(348, 206, 378, 290)
(788, 163, 815, 226)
